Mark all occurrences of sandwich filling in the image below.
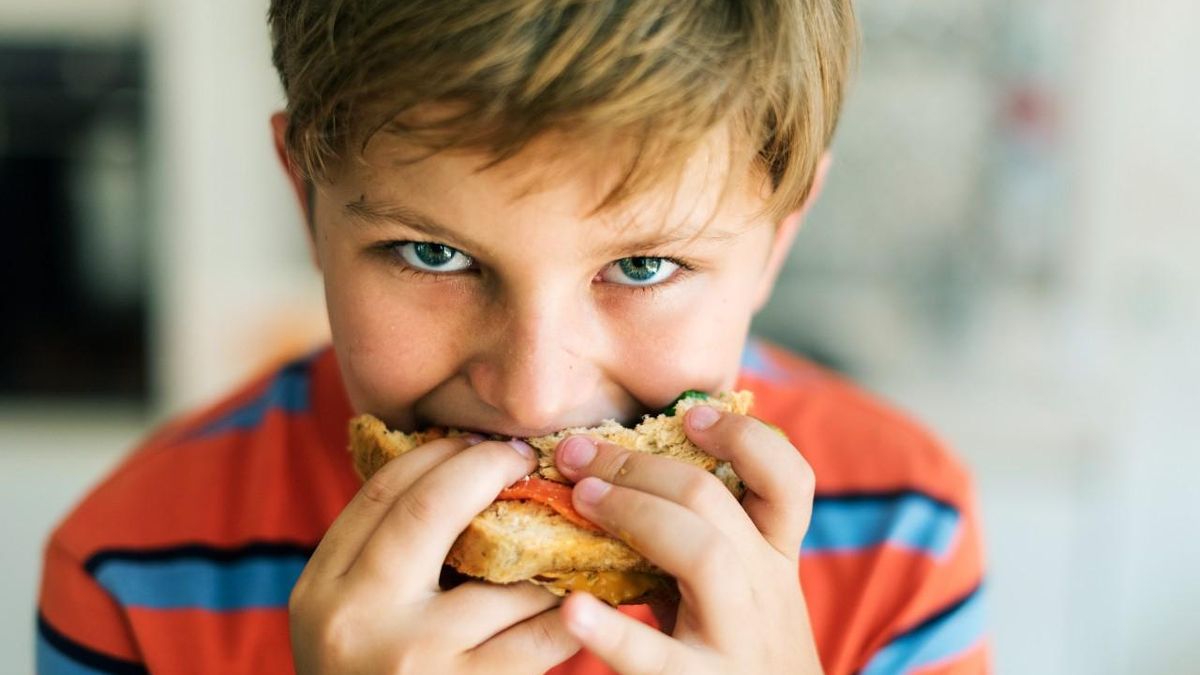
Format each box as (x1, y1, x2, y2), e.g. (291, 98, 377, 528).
(497, 476, 603, 533)
(532, 570, 665, 600)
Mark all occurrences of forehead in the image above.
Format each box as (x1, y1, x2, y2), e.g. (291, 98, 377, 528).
(344, 122, 769, 241)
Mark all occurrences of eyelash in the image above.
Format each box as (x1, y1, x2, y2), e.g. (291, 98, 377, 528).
(374, 240, 697, 294)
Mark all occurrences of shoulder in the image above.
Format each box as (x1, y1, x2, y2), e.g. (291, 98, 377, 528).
(739, 340, 987, 672)
(737, 339, 973, 508)
(47, 349, 356, 566)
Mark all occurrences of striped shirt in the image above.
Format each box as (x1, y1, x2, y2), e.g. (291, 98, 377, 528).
(37, 339, 988, 674)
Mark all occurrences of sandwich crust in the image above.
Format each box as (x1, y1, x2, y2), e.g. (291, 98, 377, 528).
(348, 391, 753, 605)
(446, 500, 673, 604)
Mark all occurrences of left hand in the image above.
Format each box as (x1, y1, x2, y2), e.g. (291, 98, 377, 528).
(553, 405, 824, 674)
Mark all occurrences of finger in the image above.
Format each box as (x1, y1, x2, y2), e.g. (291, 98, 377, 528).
(561, 592, 689, 675)
(572, 477, 749, 631)
(554, 436, 759, 549)
(305, 435, 484, 579)
(466, 606, 582, 674)
(684, 406, 815, 557)
(434, 581, 563, 647)
(349, 439, 537, 590)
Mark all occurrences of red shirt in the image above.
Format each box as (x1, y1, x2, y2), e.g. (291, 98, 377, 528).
(37, 339, 988, 674)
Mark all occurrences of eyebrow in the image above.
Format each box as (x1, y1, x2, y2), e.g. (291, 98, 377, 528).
(343, 197, 741, 258)
(344, 198, 489, 253)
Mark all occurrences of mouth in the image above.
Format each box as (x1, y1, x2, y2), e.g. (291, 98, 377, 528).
(455, 425, 561, 439)
(414, 411, 653, 440)
(402, 387, 669, 439)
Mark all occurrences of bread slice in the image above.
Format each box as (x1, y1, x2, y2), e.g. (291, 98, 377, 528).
(348, 390, 753, 604)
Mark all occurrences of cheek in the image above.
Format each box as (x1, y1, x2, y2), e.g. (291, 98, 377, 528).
(322, 260, 473, 414)
(604, 273, 758, 404)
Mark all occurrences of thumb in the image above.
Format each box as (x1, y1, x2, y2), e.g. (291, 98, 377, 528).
(561, 593, 689, 675)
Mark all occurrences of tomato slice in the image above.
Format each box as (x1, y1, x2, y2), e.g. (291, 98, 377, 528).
(497, 477, 604, 533)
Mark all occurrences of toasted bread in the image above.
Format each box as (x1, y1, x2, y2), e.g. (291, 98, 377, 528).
(348, 390, 752, 605)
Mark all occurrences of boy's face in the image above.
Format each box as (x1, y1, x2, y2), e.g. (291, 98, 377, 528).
(273, 115, 817, 436)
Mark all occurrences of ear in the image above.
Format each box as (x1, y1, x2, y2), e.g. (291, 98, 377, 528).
(271, 112, 322, 271)
(750, 152, 832, 312)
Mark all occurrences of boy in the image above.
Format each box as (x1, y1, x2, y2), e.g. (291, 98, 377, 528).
(37, 1, 987, 673)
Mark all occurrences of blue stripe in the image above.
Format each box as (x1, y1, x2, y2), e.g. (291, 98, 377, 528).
(802, 492, 961, 559)
(37, 635, 117, 675)
(191, 356, 313, 439)
(93, 555, 308, 611)
(37, 636, 112, 675)
(739, 339, 784, 381)
(861, 586, 987, 674)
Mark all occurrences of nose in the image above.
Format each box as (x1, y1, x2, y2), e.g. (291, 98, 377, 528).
(466, 294, 597, 434)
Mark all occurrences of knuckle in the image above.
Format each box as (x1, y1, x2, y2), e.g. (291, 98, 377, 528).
(723, 414, 758, 451)
(601, 447, 638, 482)
(303, 600, 361, 667)
(746, 416, 780, 449)
(529, 616, 562, 653)
(478, 440, 526, 468)
(387, 648, 426, 675)
(691, 533, 739, 584)
(395, 490, 438, 528)
(360, 472, 400, 508)
(792, 459, 817, 533)
(457, 442, 525, 488)
(287, 589, 307, 623)
(321, 610, 356, 660)
(678, 471, 722, 511)
(290, 585, 431, 674)
(288, 573, 314, 617)
(794, 456, 816, 496)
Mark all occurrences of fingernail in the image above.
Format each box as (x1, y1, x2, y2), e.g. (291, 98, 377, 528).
(574, 477, 611, 504)
(508, 438, 535, 459)
(688, 406, 720, 431)
(463, 433, 487, 446)
(559, 436, 597, 469)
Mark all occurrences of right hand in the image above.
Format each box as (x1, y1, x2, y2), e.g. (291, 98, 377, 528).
(289, 434, 582, 674)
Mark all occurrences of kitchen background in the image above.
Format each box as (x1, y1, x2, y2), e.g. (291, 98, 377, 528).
(1, 0, 1197, 672)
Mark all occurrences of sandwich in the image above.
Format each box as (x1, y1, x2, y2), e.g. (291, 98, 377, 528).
(348, 390, 753, 606)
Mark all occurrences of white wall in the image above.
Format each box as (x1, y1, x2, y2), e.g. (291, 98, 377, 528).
(0, 0, 141, 41)
(146, 0, 328, 415)
(0, 410, 139, 672)
(1065, 0, 1200, 670)
(0, 2, 151, 669)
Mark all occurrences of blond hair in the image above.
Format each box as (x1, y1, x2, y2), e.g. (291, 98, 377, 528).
(269, 1, 857, 222)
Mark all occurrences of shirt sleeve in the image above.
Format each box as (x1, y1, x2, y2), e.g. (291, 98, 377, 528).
(854, 479, 990, 675)
(36, 534, 147, 675)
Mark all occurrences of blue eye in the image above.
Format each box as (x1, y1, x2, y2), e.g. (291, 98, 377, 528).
(396, 242, 473, 273)
(600, 257, 680, 286)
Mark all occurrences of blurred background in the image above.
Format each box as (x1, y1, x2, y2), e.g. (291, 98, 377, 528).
(1, 0, 1197, 672)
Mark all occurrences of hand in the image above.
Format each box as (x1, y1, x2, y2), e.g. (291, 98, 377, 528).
(289, 435, 581, 674)
(553, 406, 823, 674)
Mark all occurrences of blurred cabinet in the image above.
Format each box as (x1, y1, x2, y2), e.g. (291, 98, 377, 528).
(0, 43, 148, 401)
